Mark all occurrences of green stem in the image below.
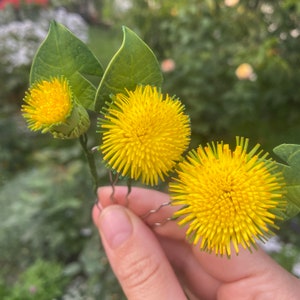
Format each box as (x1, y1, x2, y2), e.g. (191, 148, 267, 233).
(79, 133, 99, 194)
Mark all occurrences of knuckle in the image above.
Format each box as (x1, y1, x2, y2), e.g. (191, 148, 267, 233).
(117, 252, 161, 290)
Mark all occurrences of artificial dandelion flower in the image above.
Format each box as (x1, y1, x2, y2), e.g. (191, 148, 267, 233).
(22, 76, 90, 139)
(98, 85, 191, 186)
(169, 137, 285, 257)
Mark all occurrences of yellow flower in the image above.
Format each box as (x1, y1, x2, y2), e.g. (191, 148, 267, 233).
(235, 63, 256, 80)
(22, 77, 90, 139)
(99, 85, 191, 186)
(169, 137, 285, 257)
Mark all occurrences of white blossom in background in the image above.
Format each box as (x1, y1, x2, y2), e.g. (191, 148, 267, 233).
(292, 262, 300, 277)
(258, 236, 283, 253)
(0, 19, 45, 72)
(39, 8, 89, 43)
(0, 8, 88, 73)
(260, 238, 300, 277)
(260, 3, 274, 15)
(114, 0, 132, 14)
(290, 29, 300, 38)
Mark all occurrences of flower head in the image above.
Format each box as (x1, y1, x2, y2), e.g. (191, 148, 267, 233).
(98, 85, 191, 186)
(169, 137, 285, 256)
(22, 76, 90, 139)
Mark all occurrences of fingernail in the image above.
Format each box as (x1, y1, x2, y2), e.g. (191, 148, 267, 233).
(99, 206, 133, 249)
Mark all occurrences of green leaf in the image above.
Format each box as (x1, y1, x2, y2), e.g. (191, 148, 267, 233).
(94, 26, 163, 111)
(30, 21, 103, 110)
(273, 144, 300, 220)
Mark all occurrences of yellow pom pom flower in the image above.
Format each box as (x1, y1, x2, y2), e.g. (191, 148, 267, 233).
(22, 76, 90, 139)
(99, 85, 191, 186)
(169, 137, 285, 257)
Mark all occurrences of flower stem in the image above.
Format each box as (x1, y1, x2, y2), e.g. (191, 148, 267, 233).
(79, 133, 99, 194)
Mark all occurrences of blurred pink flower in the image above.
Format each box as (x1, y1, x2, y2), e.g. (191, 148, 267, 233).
(161, 58, 176, 73)
(0, 0, 48, 9)
(29, 285, 37, 294)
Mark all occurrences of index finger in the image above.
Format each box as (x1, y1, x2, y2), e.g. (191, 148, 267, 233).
(96, 185, 186, 240)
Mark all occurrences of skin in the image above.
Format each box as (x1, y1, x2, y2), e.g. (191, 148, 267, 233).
(92, 186, 300, 300)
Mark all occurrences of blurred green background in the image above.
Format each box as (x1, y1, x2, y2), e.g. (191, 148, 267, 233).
(1, 0, 300, 299)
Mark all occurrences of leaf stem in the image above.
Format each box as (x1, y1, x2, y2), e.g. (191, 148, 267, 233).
(79, 133, 99, 194)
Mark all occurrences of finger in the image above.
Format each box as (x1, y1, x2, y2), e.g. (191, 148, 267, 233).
(97, 185, 172, 216)
(97, 186, 186, 240)
(93, 204, 187, 300)
(192, 245, 299, 284)
(93, 202, 222, 299)
(157, 233, 300, 299)
(157, 236, 221, 300)
(93, 200, 220, 299)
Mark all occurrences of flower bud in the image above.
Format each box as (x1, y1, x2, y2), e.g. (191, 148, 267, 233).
(22, 76, 90, 139)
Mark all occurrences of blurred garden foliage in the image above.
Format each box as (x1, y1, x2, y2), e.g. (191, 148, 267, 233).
(1, 0, 300, 298)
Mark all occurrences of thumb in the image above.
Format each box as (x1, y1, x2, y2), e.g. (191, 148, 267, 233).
(93, 205, 186, 300)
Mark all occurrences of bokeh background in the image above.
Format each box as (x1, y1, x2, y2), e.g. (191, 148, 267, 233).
(1, 0, 300, 299)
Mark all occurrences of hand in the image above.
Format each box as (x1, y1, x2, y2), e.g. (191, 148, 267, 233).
(92, 186, 300, 300)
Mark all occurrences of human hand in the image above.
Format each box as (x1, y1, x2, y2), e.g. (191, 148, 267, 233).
(92, 186, 300, 300)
